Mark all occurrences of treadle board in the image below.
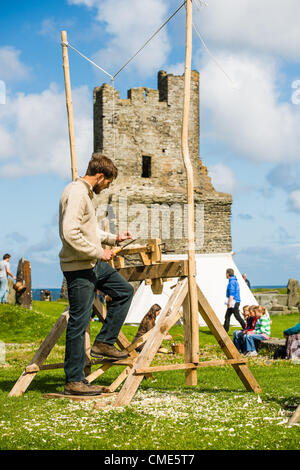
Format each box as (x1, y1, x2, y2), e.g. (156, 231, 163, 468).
(97, 358, 134, 366)
(43, 392, 117, 402)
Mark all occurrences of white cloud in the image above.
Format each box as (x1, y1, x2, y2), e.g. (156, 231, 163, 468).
(288, 190, 300, 213)
(194, 0, 300, 61)
(198, 52, 300, 163)
(0, 83, 93, 178)
(68, 0, 171, 77)
(0, 46, 31, 82)
(208, 162, 237, 193)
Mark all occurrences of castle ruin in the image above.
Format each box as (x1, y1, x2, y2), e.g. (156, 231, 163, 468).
(93, 70, 232, 255)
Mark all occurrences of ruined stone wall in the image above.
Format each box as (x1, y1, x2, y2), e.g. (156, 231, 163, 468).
(93, 70, 232, 255)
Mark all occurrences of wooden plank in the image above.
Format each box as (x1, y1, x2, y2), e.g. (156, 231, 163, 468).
(9, 308, 69, 397)
(117, 260, 188, 282)
(107, 367, 132, 393)
(197, 285, 262, 394)
(43, 391, 115, 402)
(113, 278, 189, 407)
(134, 358, 248, 375)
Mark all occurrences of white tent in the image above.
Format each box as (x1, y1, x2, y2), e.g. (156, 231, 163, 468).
(124, 252, 257, 327)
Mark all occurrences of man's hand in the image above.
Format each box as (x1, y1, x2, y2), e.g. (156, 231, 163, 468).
(101, 249, 116, 261)
(116, 231, 133, 243)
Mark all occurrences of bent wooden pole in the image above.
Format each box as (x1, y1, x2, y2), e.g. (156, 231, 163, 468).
(182, 0, 199, 386)
(61, 30, 78, 182)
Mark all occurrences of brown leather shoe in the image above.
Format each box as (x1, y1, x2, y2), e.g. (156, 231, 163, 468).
(91, 341, 129, 360)
(64, 380, 105, 396)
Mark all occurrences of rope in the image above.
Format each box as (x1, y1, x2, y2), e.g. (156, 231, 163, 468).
(112, 0, 187, 79)
(61, 0, 186, 81)
(191, 2, 238, 88)
(61, 41, 114, 80)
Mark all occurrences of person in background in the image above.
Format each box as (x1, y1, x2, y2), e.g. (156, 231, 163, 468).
(0, 254, 16, 303)
(242, 273, 251, 289)
(283, 304, 300, 361)
(233, 305, 257, 353)
(243, 305, 271, 356)
(223, 268, 246, 333)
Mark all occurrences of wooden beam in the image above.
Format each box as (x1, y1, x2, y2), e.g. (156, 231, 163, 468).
(182, 0, 199, 372)
(61, 31, 78, 181)
(134, 358, 248, 375)
(113, 278, 189, 407)
(197, 285, 262, 394)
(9, 308, 69, 396)
(116, 260, 188, 282)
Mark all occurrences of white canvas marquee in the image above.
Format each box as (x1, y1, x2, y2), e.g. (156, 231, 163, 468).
(124, 252, 258, 327)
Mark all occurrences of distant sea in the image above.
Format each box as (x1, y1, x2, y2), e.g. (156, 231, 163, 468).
(31, 285, 286, 302)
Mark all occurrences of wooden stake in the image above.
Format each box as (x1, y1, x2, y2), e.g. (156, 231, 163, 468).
(61, 30, 78, 181)
(181, 0, 199, 369)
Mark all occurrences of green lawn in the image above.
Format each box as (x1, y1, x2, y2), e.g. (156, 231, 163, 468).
(0, 301, 299, 450)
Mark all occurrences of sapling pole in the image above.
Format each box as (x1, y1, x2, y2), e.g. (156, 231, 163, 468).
(181, 0, 199, 385)
(61, 30, 78, 182)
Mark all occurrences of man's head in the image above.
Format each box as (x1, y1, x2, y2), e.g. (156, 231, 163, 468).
(226, 268, 234, 278)
(3, 254, 10, 261)
(85, 153, 118, 194)
(242, 273, 247, 280)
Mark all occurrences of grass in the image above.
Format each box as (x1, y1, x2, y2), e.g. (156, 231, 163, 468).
(0, 301, 299, 450)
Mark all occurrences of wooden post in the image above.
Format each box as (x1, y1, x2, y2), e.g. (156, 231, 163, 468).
(61, 30, 78, 181)
(181, 0, 199, 377)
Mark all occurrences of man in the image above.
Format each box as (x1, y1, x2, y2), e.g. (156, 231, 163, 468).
(223, 268, 245, 333)
(242, 273, 251, 289)
(0, 254, 16, 303)
(59, 153, 134, 396)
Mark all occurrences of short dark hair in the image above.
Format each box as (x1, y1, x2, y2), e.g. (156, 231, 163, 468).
(226, 268, 234, 277)
(86, 153, 118, 179)
(3, 253, 10, 260)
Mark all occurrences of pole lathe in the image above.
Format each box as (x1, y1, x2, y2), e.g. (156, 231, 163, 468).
(61, 30, 78, 182)
(181, 0, 199, 383)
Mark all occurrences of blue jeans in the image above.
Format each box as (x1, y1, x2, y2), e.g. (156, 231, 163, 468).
(63, 261, 134, 383)
(0, 277, 8, 303)
(244, 333, 266, 352)
(233, 330, 246, 353)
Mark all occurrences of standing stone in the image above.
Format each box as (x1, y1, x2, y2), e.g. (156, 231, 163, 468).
(6, 278, 16, 305)
(15, 258, 32, 309)
(60, 277, 68, 300)
(287, 278, 299, 308)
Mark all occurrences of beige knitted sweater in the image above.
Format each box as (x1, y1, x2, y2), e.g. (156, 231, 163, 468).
(59, 177, 116, 272)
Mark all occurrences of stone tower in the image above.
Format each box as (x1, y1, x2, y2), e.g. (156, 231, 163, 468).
(93, 70, 232, 254)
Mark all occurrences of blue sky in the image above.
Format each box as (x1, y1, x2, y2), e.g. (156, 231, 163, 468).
(1, 0, 300, 288)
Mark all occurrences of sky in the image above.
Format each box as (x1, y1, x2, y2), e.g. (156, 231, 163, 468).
(1, 0, 300, 288)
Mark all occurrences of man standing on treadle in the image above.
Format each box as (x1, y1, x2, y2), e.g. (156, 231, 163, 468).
(59, 153, 134, 396)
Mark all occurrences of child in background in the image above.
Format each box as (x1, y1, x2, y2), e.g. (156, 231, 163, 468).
(233, 305, 257, 353)
(243, 305, 271, 357)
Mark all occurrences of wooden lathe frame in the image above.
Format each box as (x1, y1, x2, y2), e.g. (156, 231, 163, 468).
(9, 239, 262, 403)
